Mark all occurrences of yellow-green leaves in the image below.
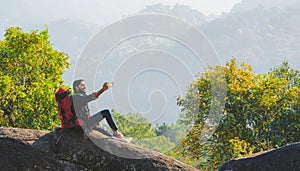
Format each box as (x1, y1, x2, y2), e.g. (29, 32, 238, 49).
(0, 27, 70, 130)
(177, 58, 300, 170)
(229, 137, 255, 158)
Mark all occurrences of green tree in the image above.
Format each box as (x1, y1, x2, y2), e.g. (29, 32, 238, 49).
(112, 110, 156, 138)
(155, 122, 190, 145)
(0, 27, 70, 130)
(154, 122, 171, 136)
(110, 110, 176, 153)
(177, 58, 300, 170)
(134, 135, 175, 154)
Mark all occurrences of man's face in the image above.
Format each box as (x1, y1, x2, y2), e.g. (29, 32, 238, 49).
(76, 81, 87, 94)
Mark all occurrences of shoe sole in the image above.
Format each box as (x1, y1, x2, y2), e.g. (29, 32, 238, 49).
(111, 136, 132, 143)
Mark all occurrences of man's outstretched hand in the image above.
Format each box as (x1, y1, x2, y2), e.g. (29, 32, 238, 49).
(94, 82, 113, 98)
(102, 82, 113, 91)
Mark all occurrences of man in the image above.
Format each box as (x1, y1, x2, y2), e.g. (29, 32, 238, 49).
(72, 79, 125, 140)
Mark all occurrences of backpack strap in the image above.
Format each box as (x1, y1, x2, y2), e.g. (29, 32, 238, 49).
(70, 95, 76, 115)
(58, 99, 69, 125)
(69, 95, 78, 127)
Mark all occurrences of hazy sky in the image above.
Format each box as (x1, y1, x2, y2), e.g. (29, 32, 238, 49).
(1, 0, 241, 27)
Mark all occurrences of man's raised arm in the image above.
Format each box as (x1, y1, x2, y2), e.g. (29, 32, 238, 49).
(94, 82, 113, 98)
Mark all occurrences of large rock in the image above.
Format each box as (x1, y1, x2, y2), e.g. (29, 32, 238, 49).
(219, 142, 300, 171)
(0, 127, 198, 171)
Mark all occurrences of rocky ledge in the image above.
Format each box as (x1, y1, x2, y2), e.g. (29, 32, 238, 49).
(0, 127, 198, 171)
(219, 142, 300, 171)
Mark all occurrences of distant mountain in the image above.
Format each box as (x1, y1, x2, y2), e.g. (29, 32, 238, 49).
(231, 0, 300, 13)
(140, 4, 208, 26)
(201, 2, 300, 73)
(138, 3, 300, 73)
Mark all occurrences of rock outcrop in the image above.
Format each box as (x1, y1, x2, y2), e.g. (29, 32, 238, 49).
(219, 142, 300, 171)
(3, 127, 299, 171)
(0, 127, 198, 171)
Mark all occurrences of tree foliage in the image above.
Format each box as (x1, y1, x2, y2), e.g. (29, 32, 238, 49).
(177, 58, 300, 169)
(112, 110, 156, 138)
(111, 110, 177, 154)
(0, 27, 70, 130)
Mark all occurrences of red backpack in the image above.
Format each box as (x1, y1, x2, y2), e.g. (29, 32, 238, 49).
(55, 88, 82, 128)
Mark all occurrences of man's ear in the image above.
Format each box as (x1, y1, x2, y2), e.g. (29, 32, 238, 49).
(74, 86, 79, 92)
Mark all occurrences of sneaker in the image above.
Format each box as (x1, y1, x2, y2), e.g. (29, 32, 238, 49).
(112, 132, 132, 143)
(112, 132, 124, 139)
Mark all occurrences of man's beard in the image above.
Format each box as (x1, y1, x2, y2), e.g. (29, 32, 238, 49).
(78, 88, 86, 95)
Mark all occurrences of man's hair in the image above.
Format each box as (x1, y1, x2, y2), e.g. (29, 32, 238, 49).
(73, 79, 84, 92)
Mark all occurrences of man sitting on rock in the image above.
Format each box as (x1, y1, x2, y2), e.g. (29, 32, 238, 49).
(71, 79, 126, 140)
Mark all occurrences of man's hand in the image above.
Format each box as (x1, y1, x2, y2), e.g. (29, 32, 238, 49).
(95, 82, 113, 98)
(102, 82, 113, 91)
